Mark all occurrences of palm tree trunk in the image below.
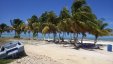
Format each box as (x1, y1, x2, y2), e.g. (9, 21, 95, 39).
(33, 32, 35, 39)
(94, 36, 98, 44)
(74, 33, 79, 43)
(73, 33, 79, 48)
(14, 31, 18, 38)
(43, 34, 45, 40)
(17, 32, 20, 38)
(14, 31, 16, 38)
(76, 33, 78, 39)
(73, 33, 76, 39)
(28, 31, 30, 40)
(73, 33, 76, 42)
(70, 33, 73, 39)
(53, 33, 56, 42)
(33, 32, 38, 39)
(60, 32, 64, 42)
(81, 35, 84, 43)
(58, 32, 61, 43)
(59, 32, 61, 39)
(0, 32, 2, 37)
(81, 33, 86, 43)
(63, 32, 65, 39)
(37, 32, 38, 40)
(48, 33, 50, 40)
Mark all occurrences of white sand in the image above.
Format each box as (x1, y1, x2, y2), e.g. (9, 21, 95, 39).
(9, 39, 113, 64)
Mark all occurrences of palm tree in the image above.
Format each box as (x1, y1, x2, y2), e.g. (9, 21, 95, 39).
(39, 11, 57, 40)
(42, 23, 57, 40)
(92, 20, 112, 44)
(21, 24, 30, 38)
(27, 15, 39, 39)
(32, 22, 40, 39)
(71, 0, 86, 15)
(59, 7, 70, 20)
(0, 23, 8, 37)
(58, 7, 71, 41)
(47, 11, 57, 24)
(71, 0, 97, 43)
(47, 11, 57, 41)
(42, 25, 49, 40)
(10, 19, 25, 38)
(39, 12, 49, 40)
(57, 20, 65, 40)
(39, 11, 48, 23)
(77, 6, 97, 43)
(71, 0, 86, 43)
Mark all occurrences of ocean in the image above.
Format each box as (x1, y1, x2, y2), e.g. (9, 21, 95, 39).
(1, 32, 113, 41)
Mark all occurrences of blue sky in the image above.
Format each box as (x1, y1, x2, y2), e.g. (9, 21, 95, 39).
(0, 0, 113, 29)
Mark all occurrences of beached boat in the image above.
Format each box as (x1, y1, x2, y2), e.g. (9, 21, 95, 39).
(0, 41, 25, 59)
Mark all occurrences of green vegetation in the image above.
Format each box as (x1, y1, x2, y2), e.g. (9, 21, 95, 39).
(0, 23, 11, 37)
(0, 59, 13, 64)
(0, 0, 112, 44)
(10, 19, 25, 38)
(27, 15, 39, 39)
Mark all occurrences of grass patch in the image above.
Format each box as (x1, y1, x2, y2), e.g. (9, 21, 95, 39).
(0, 59, 13, 64)
(0, 38, 9, 42)
(0, 38, 10, 47)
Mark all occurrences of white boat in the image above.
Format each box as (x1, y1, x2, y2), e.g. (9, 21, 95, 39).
(0, 41, 25, 59)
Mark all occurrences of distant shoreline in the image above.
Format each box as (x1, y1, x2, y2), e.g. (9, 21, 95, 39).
(1, 33, 113, 42)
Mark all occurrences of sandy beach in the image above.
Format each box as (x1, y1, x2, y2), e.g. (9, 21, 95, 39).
(2, 38, 112, 64)
(0, 0, 113, 64)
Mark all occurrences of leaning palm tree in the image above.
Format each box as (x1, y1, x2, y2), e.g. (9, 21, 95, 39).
(41, 11, 58, 41)
(47, 11, 57, 41)
(39, 12, 49, 40)
(25, 24, 31, 39)
(42, 25, 49, 40)
(42, 22, 57, 41)
(71, 0, 86, 43)
(91, 20, 112, 44)
(71, 0, 97, 44)
(58, 7, 71, 41)
(57, 20, 65, 40)
(27, 15, 39, 39)
(32, 22, 40, 39)
(10, 19, 25, 38)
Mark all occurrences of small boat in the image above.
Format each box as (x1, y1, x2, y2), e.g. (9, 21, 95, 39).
(0, 41, 25, 59)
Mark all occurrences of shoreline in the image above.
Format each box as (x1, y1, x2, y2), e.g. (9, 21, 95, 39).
(0, 37, 113, 42)
(1, 33, 113, 41)
(0, 37, 113, 46)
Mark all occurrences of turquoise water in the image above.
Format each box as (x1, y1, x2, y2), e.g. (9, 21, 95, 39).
(1, 32, 113, 41)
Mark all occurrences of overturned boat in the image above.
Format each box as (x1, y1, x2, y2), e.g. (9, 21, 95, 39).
(0, 41, 25, 59)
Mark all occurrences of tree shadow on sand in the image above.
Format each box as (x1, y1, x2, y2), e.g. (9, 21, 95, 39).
(73, 43, 105, 51)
